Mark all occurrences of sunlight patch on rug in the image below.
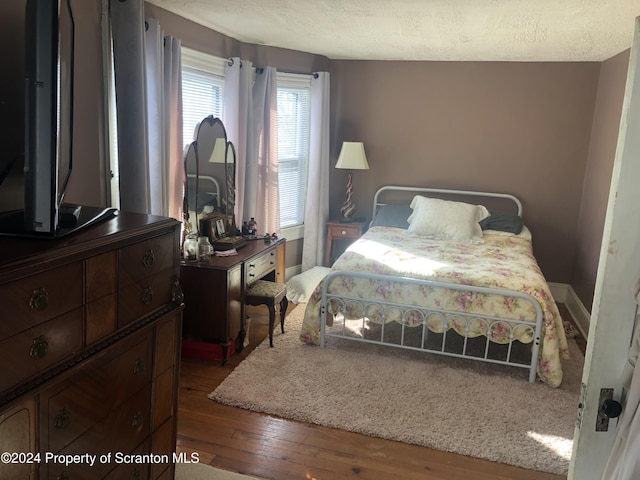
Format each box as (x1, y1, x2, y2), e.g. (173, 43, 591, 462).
(527, 431, 574, 460)
(210, 304, 583, 476)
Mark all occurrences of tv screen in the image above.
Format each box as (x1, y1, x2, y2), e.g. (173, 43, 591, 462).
(0, 0, 115, 238)
(24, 0, 74, 234)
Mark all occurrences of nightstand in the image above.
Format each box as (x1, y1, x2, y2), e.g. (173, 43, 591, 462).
(325, 220, 368, 266)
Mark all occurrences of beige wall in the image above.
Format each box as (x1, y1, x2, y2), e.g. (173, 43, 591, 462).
(571, 50, 630, 310)
(64, 0, 109, 207)
(329, 60, 600, 283)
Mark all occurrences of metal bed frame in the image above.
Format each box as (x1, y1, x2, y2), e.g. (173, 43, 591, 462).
(318, 186, 544, 383)
(187, 173, 221, 208)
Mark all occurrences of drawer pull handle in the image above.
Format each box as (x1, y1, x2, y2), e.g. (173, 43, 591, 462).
(341, 230, 347, 235)
(29, 287, 48, 311)
(133, 358, 146, 376)
(249, 263, 255, 268)
(131, 411, 144, 430)
(171, 275, 184, 303)
(142, 249, 155, 268)
(29, 336, 49, 360)
(142, 287, 153, 305)
(54, 407, 71, 430)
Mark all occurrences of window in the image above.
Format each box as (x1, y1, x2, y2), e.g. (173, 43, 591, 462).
(277, 73, 311, 229)
(179, 55, 312, 234)
(181, 48, 226, 148)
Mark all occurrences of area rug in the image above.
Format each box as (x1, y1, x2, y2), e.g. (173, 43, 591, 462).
(209, 304, 584, 476)
(175, 462, 263, 479)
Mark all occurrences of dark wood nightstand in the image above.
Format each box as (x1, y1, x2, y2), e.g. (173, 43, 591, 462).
(325, 220, 368, 266)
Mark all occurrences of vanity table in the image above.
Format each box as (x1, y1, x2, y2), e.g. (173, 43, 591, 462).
(180, 237, 285, 364)
(180, 116, 287, 364)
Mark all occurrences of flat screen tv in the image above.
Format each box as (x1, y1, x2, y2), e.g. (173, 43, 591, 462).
(0, 0, 115, 239)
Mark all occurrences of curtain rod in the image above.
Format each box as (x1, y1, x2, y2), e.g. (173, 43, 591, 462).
(226, 58, 320, 78)
(255, 67, 319, 78)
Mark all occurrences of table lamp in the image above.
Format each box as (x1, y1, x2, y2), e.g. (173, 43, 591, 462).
(335, 142, 369, 221)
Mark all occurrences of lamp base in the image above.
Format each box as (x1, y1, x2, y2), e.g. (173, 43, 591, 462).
(340, 172, 357, 219)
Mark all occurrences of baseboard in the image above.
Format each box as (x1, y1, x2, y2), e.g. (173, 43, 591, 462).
(285, 264, 302, 283)
(549, 282, 591, 339)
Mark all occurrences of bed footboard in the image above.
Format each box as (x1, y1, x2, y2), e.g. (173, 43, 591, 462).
(320, 271, 543, 383)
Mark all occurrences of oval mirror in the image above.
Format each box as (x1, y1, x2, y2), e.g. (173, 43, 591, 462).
(183, 116, 227, 237)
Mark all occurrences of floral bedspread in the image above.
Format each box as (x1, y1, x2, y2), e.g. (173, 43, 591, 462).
(299, 226, 570, 387)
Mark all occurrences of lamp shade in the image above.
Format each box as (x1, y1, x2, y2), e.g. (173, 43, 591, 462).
(335, 142, 369, 170)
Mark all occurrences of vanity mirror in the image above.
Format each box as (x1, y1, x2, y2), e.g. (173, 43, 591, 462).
(183, 116, 245, 250)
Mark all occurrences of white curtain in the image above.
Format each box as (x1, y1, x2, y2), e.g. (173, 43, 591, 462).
(110, 0, 149, 213)
(223, 58, 253, 228)
(250, 67, 280, 235)
(301, 72, 331, 271)
(144, 19, 183, 219)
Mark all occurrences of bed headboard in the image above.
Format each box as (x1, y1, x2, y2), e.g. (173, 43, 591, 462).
(372, 185, 523, 217)
(187, 174, 221, 209)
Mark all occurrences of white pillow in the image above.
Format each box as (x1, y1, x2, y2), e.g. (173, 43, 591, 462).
(407, 196, 490, 243)
(286, 266, 331, 304)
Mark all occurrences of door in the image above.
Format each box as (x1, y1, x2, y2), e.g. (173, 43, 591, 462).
(569, 17, 640, 480)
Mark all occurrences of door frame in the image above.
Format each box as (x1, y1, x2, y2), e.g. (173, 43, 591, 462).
(569, 16, 640, 480)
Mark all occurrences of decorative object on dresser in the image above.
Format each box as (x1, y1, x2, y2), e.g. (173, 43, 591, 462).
(0, 212, 184, 480)
(181, 237, 286, 365)
(324, 219, 368, 266)
(334, 141, 369, 221)
(183, 116, 246, 251)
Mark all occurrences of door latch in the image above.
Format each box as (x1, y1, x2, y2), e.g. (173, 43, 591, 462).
(596, 388, 622, 432)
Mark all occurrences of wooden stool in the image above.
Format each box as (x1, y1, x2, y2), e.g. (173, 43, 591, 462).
(245, 280, 288, 347)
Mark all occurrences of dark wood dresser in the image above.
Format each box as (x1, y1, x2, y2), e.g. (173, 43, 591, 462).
(180, 237, 285, 363)
(0, 211, 183, 480)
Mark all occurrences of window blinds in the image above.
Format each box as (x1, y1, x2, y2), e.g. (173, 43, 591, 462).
(277, 73, 311, 228)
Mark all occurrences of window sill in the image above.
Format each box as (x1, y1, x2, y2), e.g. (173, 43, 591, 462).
(281, 224, 304, 241)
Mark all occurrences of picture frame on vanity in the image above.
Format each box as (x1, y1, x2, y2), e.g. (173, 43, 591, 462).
(215, 218, 226, 238)
(201, 212, 226, 242)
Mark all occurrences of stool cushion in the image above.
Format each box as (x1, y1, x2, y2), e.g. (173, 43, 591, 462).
(246, 280, 286, 300)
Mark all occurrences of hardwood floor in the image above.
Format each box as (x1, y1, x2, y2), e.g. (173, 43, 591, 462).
(176, 305, 570, 480)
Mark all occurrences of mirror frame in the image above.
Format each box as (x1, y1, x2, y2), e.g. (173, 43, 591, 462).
(182, 116, 237, 243)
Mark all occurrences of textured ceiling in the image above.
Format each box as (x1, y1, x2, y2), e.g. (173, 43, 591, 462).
(146, 0, 640, 62)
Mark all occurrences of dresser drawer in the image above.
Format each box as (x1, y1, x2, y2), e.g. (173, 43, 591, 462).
(45, 386, 151, 480)
(43, 336, 152, 453)
(118, 268, 173, 327)
(0, 310, 83, 394)
(119, 233, 176, 288)
(246, 248, 276, 284)
(327, 222, 363, 239)
(0, 263, 82, 340)
(0, 397, 37, 480)
(103, 439, 151, 480)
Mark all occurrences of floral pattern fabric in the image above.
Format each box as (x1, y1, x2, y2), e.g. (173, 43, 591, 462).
(300, 226, 570, 387)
